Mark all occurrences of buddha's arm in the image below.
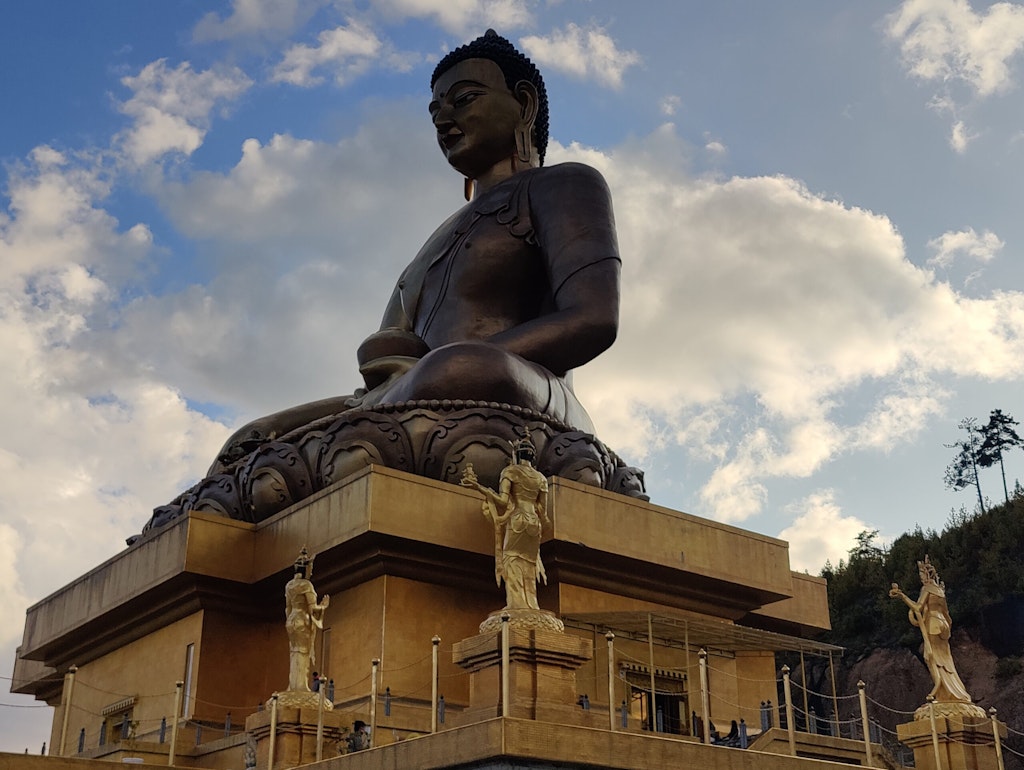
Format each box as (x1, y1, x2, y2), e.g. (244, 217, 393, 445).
(487, 261, 619, 375)
(488, 163, 621, 375)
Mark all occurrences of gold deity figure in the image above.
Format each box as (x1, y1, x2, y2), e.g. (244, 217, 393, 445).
(461, 438, 550, 611)
(889, 556, 972, 705)
(284, 547, 330, 692)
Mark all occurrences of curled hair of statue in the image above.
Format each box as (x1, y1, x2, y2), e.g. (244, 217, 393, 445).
(431, 29, 549, 166)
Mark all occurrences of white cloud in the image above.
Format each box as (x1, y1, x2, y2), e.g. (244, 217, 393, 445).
(373, 0, 534, 36)
(520, 23, 641, 89)
(927, 227, 1003, 268)
(272, 20, 417, 87)
(0, 524, 30, 651)
(660, 95, 681, 116)
(121, 104, 458, 413)
(0, 147, 146, 292)
(558, 126, 1024, 522)
(949, 118, 979, 152)
(887, 0, 1024, 97)
(851, 380, 948, 450)
(118, 59, 252, 165)
(193, 0, 327, 42)
(0, 145, 230, 708)
(778, 491, 872, 572)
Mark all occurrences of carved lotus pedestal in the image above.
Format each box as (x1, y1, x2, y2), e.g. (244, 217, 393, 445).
(897, 705, 1005, 770)
(134, 400, 646, 544)
(452, 611, 593, 726)
(245, 704, 346, 770)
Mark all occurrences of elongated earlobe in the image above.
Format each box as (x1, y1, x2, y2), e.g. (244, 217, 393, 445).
(515, 127, 531, 163)
(464, 177, 476, 201)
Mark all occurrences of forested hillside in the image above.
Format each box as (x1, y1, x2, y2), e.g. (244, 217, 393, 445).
(821, 493, 1024, 660)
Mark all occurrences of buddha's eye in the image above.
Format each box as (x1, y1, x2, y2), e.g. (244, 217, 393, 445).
(453, 91, 482, 108)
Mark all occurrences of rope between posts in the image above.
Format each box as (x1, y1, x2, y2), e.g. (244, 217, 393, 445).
(615, 648, 676, 666)
(1002, 742, 1024, 759)
(864, 694, 917, 717)
(788, 680, 860, 702)
(379, 651, 434, 672)
(706, 662, 789, 684)
(65, 679, 177, 700)
(708, 691, 751, 711)
(1003, 721, 1024, 737)
(192, 695, 272, 711)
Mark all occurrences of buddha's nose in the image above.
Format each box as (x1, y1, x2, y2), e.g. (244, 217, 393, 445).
(433, 105, 454, 131)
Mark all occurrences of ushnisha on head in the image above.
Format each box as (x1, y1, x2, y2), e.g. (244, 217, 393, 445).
(429, 30, 548, 194)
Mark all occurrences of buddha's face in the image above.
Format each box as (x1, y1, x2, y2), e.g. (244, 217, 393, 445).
(429, 58, 523, 179)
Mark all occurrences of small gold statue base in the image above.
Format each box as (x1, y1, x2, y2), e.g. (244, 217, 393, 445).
(913, 700, 986, 720)
(898, 710, 1006, 770)
(479, 608, 564, 633)
(269, 690, 334, 710)
(453, 622, 593, 725)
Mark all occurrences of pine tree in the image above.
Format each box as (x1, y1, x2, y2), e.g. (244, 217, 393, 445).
(978, 409, 1022, 503)
(944, 418, 986, 514)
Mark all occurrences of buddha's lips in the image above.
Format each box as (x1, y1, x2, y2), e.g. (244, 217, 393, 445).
(441, 131, 463, 150)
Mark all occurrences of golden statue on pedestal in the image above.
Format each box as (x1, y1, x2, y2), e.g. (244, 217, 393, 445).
(277, 546, 333, 709)
(889, 556, 982, 718)
(461, 438, 563, 632)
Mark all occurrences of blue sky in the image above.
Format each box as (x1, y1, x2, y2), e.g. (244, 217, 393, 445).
(5, 0, 1024, 752)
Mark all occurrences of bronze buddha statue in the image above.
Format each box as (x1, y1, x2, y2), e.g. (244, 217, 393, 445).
(135, 31, 644, 543)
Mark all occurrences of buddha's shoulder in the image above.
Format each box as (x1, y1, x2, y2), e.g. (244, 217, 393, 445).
(524, 163, 612, 207)
(532, 162, 609, 188)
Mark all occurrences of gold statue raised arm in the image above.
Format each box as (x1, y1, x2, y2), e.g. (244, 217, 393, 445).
(461, 438, 550, 612)
(889, 556, 975, 712)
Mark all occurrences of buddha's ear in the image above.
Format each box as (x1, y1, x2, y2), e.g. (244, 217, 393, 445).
(514, 80, 539, 129)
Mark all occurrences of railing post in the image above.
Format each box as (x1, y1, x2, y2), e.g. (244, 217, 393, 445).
(58, 665, 78, 756)
(168, 680, 183, 767)
(699, 649, 711, 744)
(316, 673, 326, 762)
(858, 680, 873, 767)
(739, 718, 748, 749)
(927, 695, 943, 770)
(990, 707, 1005, 770)
(783, 666, 796, 756)
(370, 658, 380, 747)
(501, 612, 511, 717)
(606, 632, 616, 732)
(431, 636, 441, 733)
(268, 693, 279, 770)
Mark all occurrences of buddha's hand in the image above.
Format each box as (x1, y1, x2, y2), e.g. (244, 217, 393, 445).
(345, 362, 413, 409)
(888, 583, 902, 598)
